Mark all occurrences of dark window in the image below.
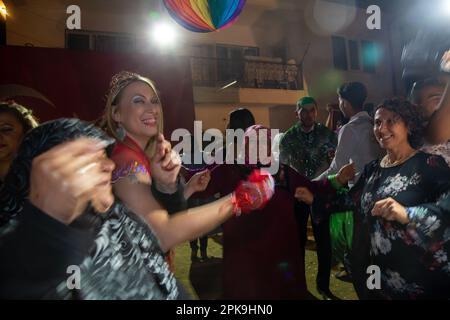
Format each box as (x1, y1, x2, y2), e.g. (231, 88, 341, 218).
(216, 46, 230, 81)
(229, 47, 243, 60)
(192, 44, 214, 57)
(95, 35, 115, 52)
(216, 46, 228, 59)
(216, 45, 255, 82)
(115, 36, 135, 53)
(66, 33, 90, 50)
(216, 45, 259, 59)
(348, 40, 360, 70)
(361, 40, 377, 73)
(273, 46, 287, 61)
(244, 47, 259, 56)
(66, 30, 135, 53)
(332, 36, 348, 70)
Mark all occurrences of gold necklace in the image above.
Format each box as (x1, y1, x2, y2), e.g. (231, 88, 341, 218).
(380, 150, 418, 168)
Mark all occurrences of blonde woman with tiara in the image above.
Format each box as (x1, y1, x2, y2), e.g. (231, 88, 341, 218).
(101, 71, 275, 261)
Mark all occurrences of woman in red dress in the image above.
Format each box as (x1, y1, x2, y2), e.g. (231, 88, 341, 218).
(192, 125, 354, 299)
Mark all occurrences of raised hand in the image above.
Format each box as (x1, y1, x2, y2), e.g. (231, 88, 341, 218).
(29, 138, 115, 225)
(184, 170, 211, 199)
(150, 133, 181, 193)
(232, 169, 275, 215)
(336, 162, 356, 186)
(371, 197, 409, 225)
(294, 187, 314, 205)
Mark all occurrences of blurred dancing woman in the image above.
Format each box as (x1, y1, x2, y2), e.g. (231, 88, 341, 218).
(0, 118, 274, 299)
(427, 51, 450, 144)
(194, 125, 355, 299)
(297, 99, 450, 299)
(409, 77, 450, 166)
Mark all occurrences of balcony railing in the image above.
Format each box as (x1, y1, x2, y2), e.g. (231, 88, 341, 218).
(190, 56, 303, 90)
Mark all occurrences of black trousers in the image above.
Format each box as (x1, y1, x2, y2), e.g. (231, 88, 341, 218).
(190, 236, 208, 252)
(294, 201, 332, 290)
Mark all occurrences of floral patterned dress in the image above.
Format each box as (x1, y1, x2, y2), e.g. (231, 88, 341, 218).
(312, 152, 450, 299)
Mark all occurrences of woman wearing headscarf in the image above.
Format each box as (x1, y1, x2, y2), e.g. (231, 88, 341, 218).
(0, 118, 274, 299)
(192, 125, 355, 299)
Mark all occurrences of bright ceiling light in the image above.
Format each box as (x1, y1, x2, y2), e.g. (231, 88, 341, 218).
(0, 0, 6, 18)
(152, 22, 177, 48)
(0, 6, 7, 18)
(439, 0, 450, 16)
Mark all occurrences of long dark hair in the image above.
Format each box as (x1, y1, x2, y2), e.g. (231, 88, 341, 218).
(0, 101, 39, 134)
(228, 108, 255, 131)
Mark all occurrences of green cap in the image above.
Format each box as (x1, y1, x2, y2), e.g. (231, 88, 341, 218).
(297, 96, 317, 108)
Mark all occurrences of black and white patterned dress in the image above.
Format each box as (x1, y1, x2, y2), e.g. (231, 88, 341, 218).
(54, 203, 179, 300)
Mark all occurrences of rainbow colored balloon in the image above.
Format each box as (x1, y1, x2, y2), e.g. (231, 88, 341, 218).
(163, 0, 247, 33)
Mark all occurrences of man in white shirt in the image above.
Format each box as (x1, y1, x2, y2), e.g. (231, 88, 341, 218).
(315, 82, 383, 285)
(316, 82, 383, 183)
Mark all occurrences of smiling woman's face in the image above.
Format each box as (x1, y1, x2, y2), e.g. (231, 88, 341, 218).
(113, 81, 161, 144)
(374, 107, 410, 151)
(0, 112, 25, 162)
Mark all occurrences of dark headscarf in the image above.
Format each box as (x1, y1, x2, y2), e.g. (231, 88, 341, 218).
(0, 119, 179, 300)
(0, 118, 114, 226)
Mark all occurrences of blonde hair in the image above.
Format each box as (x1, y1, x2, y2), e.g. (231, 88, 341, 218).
(100, 71, 164, 158)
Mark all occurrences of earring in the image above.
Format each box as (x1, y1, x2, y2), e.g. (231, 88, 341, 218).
(116, 124, 126, 141)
